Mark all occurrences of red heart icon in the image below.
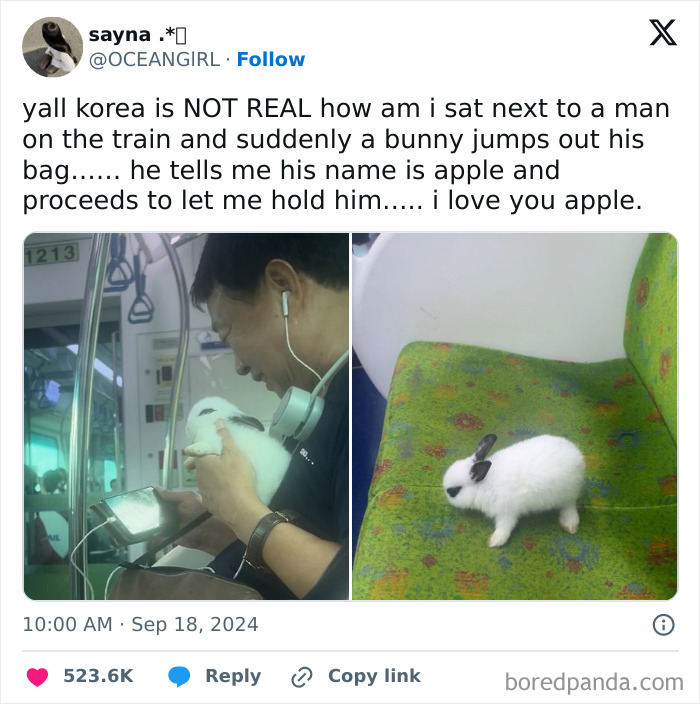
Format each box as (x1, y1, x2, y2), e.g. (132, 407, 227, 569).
(27, 668, 48, 687)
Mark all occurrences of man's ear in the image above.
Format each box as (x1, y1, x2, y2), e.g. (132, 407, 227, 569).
(264, 259, 303, 309)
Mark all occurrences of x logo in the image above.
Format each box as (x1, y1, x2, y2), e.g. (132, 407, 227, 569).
(650, 19, 677, 46)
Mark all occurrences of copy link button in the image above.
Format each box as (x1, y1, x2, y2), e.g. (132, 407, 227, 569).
(653, 614, 675, 636)
(291, 667, 313, 688)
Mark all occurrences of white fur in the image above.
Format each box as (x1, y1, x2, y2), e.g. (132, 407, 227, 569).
(185, 396, 291, 505)
(45, 47, 76, 73)
(443, 435, 585, 547)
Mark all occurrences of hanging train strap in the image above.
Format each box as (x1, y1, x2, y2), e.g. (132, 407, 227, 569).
(105, 234, 134, 293)
(127, 254, 155, 324)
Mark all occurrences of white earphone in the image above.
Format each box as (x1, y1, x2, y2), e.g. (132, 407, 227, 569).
(269, 291, 349, 441)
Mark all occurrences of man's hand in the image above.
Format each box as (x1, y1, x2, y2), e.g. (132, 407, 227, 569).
(154, 486, 237, 555)
(186, 420, 270, 544)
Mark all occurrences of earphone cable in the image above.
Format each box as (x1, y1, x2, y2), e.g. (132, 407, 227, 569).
(284, 315, 322, 382)
(69, 517, 115, 600)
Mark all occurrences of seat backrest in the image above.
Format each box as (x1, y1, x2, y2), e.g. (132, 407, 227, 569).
(623, 233, 677, 442)
(354, 232, 647, 397)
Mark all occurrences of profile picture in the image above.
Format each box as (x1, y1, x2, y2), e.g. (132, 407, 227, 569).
(22, 17, 82, 77)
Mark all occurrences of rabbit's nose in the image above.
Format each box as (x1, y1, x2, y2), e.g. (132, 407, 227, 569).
(446, 486, 461, 498)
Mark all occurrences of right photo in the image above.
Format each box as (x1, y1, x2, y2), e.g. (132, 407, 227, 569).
(352, 232, 677, 600)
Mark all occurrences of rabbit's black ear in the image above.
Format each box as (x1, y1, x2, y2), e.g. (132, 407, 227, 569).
(470, 460, 491, 483)
(474, 434, 497, 461)
(230, 415, 265, 432)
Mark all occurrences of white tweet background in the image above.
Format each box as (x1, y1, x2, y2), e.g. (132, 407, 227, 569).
(1, 1, 698, 702)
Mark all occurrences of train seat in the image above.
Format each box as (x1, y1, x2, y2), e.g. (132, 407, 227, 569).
(353, 233, 677, 599)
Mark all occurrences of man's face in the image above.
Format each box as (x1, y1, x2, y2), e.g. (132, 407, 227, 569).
(206, 284, 291, 398)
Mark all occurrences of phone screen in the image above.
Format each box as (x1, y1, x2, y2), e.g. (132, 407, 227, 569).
(102, 488, 170, 536)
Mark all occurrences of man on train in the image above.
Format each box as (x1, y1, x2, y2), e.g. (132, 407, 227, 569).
(159, 233, 349, 599)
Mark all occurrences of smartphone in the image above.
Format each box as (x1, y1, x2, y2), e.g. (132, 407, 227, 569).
(90, 486, 178, 546)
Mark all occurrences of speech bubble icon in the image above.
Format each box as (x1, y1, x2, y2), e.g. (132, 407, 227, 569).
(168, 666, 190, 687)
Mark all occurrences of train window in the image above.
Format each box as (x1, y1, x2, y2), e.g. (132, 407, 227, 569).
(103, 458, 117, 493)
(27, 433, 59, 476)
(24, 320, 124, 598)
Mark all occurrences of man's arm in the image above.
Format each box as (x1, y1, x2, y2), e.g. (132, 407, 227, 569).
(190, 421, 340, 598)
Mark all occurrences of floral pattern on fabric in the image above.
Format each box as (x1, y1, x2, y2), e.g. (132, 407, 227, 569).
(624, 233, 677, 441)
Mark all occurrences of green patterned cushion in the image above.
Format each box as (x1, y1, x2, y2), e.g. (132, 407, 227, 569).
(624, 233, 677, 441)
(353, 343, 676, 600)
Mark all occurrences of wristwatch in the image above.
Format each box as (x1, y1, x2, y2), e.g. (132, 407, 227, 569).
(244, 510, 299, 571)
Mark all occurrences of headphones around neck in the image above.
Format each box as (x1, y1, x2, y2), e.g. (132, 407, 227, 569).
(269, 291, 349, 441)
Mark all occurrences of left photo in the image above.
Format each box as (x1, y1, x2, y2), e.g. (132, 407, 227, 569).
(23, 232, 349, 600)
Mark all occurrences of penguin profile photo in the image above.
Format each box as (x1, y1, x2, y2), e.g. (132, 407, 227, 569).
(40, 22, 78, 75)
(22, 18, 83, 77)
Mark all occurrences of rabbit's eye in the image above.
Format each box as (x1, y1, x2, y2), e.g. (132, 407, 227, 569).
(446, 486, 461, 498)
(198, 408, 216, 416)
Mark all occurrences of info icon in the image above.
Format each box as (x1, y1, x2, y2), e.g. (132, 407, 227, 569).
(653, 614, 675, 636)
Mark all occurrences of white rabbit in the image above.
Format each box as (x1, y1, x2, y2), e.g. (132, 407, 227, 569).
(443, 434, 585, 547)
(184, 397, 291, 505)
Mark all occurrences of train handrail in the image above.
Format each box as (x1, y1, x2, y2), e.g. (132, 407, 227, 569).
(159, 233, 190, 489)
(68, 233, 110, 600)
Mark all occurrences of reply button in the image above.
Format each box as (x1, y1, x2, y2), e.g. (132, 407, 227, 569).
(206, 668, 261, 686)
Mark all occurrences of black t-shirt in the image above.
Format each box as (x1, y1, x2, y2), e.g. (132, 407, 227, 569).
(209, 363, 349, 599)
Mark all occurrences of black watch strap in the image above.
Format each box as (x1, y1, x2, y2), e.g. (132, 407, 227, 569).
(244, 510, 299, 571)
